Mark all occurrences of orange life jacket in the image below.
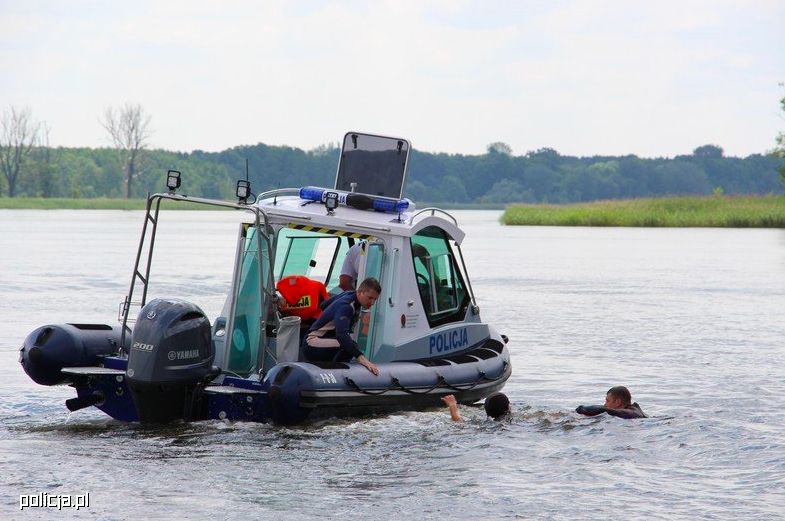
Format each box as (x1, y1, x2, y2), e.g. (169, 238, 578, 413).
(276, 275, 330, 321)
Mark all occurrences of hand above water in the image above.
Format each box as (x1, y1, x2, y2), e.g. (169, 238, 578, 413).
(441, 394, 457, 407)
(442, 394, 461, 421)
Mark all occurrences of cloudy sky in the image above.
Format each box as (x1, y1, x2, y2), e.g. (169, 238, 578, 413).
(2, 0, 783, 157)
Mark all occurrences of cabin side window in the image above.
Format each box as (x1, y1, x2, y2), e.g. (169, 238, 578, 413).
(410, 226, 470, 327)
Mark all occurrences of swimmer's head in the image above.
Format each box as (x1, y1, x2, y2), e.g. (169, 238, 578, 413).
(605, 386, 632, 408)
(484, 392, 510, 420)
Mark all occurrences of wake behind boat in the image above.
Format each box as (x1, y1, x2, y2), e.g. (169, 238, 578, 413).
(19, 131, 511, 425)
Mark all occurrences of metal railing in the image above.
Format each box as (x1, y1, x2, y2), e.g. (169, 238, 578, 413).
(118, 192, 272, 353)
(407, 207, 458, 226)
(255, 187, 301, 203)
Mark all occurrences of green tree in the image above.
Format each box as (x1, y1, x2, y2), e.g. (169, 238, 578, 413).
(693, 144, 724, 158)
(479, 178, 534, 203)
(651, 161, 710, 195)
(6, 132, 784, 203)
(487, 142, 512, 155)
(523, 163, 558, 202)
(438, 175, 469, 202)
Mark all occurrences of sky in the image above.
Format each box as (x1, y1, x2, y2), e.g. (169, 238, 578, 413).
(1, 0, 783, 158)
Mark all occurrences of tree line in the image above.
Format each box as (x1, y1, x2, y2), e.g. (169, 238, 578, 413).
(2, 103, 784, 204)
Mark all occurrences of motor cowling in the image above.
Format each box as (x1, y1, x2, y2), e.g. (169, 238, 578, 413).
(20, 323, 122, 385)
(126, 298, 215, 423)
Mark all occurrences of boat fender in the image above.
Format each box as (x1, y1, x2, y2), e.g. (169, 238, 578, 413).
(20, 323, 122, 386)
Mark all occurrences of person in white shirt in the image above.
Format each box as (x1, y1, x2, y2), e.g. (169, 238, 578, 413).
(339, 242, 365, 291)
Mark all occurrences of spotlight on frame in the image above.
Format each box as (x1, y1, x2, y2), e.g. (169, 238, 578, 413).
(236, 179, 251, 204)
(166, 170, 181, 193)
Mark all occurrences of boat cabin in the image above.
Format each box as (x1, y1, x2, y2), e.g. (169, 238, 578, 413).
(213, 132, 487, 379)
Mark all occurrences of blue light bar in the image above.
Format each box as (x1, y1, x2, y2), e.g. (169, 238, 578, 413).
(299, 187, 326, 202)
(299, 186, 410, 214)
(372, 197, 409, 213)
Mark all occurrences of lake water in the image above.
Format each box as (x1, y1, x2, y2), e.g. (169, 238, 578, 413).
(1, 209, 784, 520)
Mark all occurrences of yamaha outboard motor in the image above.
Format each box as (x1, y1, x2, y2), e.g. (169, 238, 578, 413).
(20, 323, 122, 385)
(126, 298, 216, 423)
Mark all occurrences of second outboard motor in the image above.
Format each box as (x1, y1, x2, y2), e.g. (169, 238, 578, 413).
(126, 298, 215, 423)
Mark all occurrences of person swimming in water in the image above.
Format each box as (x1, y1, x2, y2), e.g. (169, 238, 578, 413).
(442, 393, 510, 421)
(575, 386, 646, 419)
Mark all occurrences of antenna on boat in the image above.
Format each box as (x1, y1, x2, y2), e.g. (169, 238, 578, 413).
(273, 182, 280, 206)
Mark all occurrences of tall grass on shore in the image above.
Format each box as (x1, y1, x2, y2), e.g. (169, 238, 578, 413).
(502, 195, 785, 228)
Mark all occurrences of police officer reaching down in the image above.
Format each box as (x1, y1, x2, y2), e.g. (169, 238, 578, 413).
(303, 277, 381, 375)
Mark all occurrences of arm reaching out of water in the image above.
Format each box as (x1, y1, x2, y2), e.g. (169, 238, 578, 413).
(576, 386, 647, 419)
(442, 394, 461, 421)
(576, 404, 647, 419)
(442, 392, 510, 422)
(575, 404, 607, 416)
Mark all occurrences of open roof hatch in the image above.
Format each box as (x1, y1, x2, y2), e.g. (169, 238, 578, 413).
(334, 132, 410, 199)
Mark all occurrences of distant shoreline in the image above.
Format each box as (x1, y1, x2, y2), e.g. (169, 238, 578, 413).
(1, 197, 138, 210)
(4, 196, 784, 227)
(0, 197, 218, 210)
(501, 195, 785, 228)
(0, 197, 506, 211)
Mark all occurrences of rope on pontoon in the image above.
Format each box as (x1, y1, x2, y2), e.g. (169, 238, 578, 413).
(343, 366, 507, 396)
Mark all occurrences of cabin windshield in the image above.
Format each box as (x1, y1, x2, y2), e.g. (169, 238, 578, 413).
(274, 227, 352, 292)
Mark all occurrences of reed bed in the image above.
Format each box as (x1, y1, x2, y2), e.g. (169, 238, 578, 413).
(502, 195, 785, 228)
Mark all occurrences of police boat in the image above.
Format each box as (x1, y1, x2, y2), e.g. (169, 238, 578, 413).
(19, 131, 511, 425)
